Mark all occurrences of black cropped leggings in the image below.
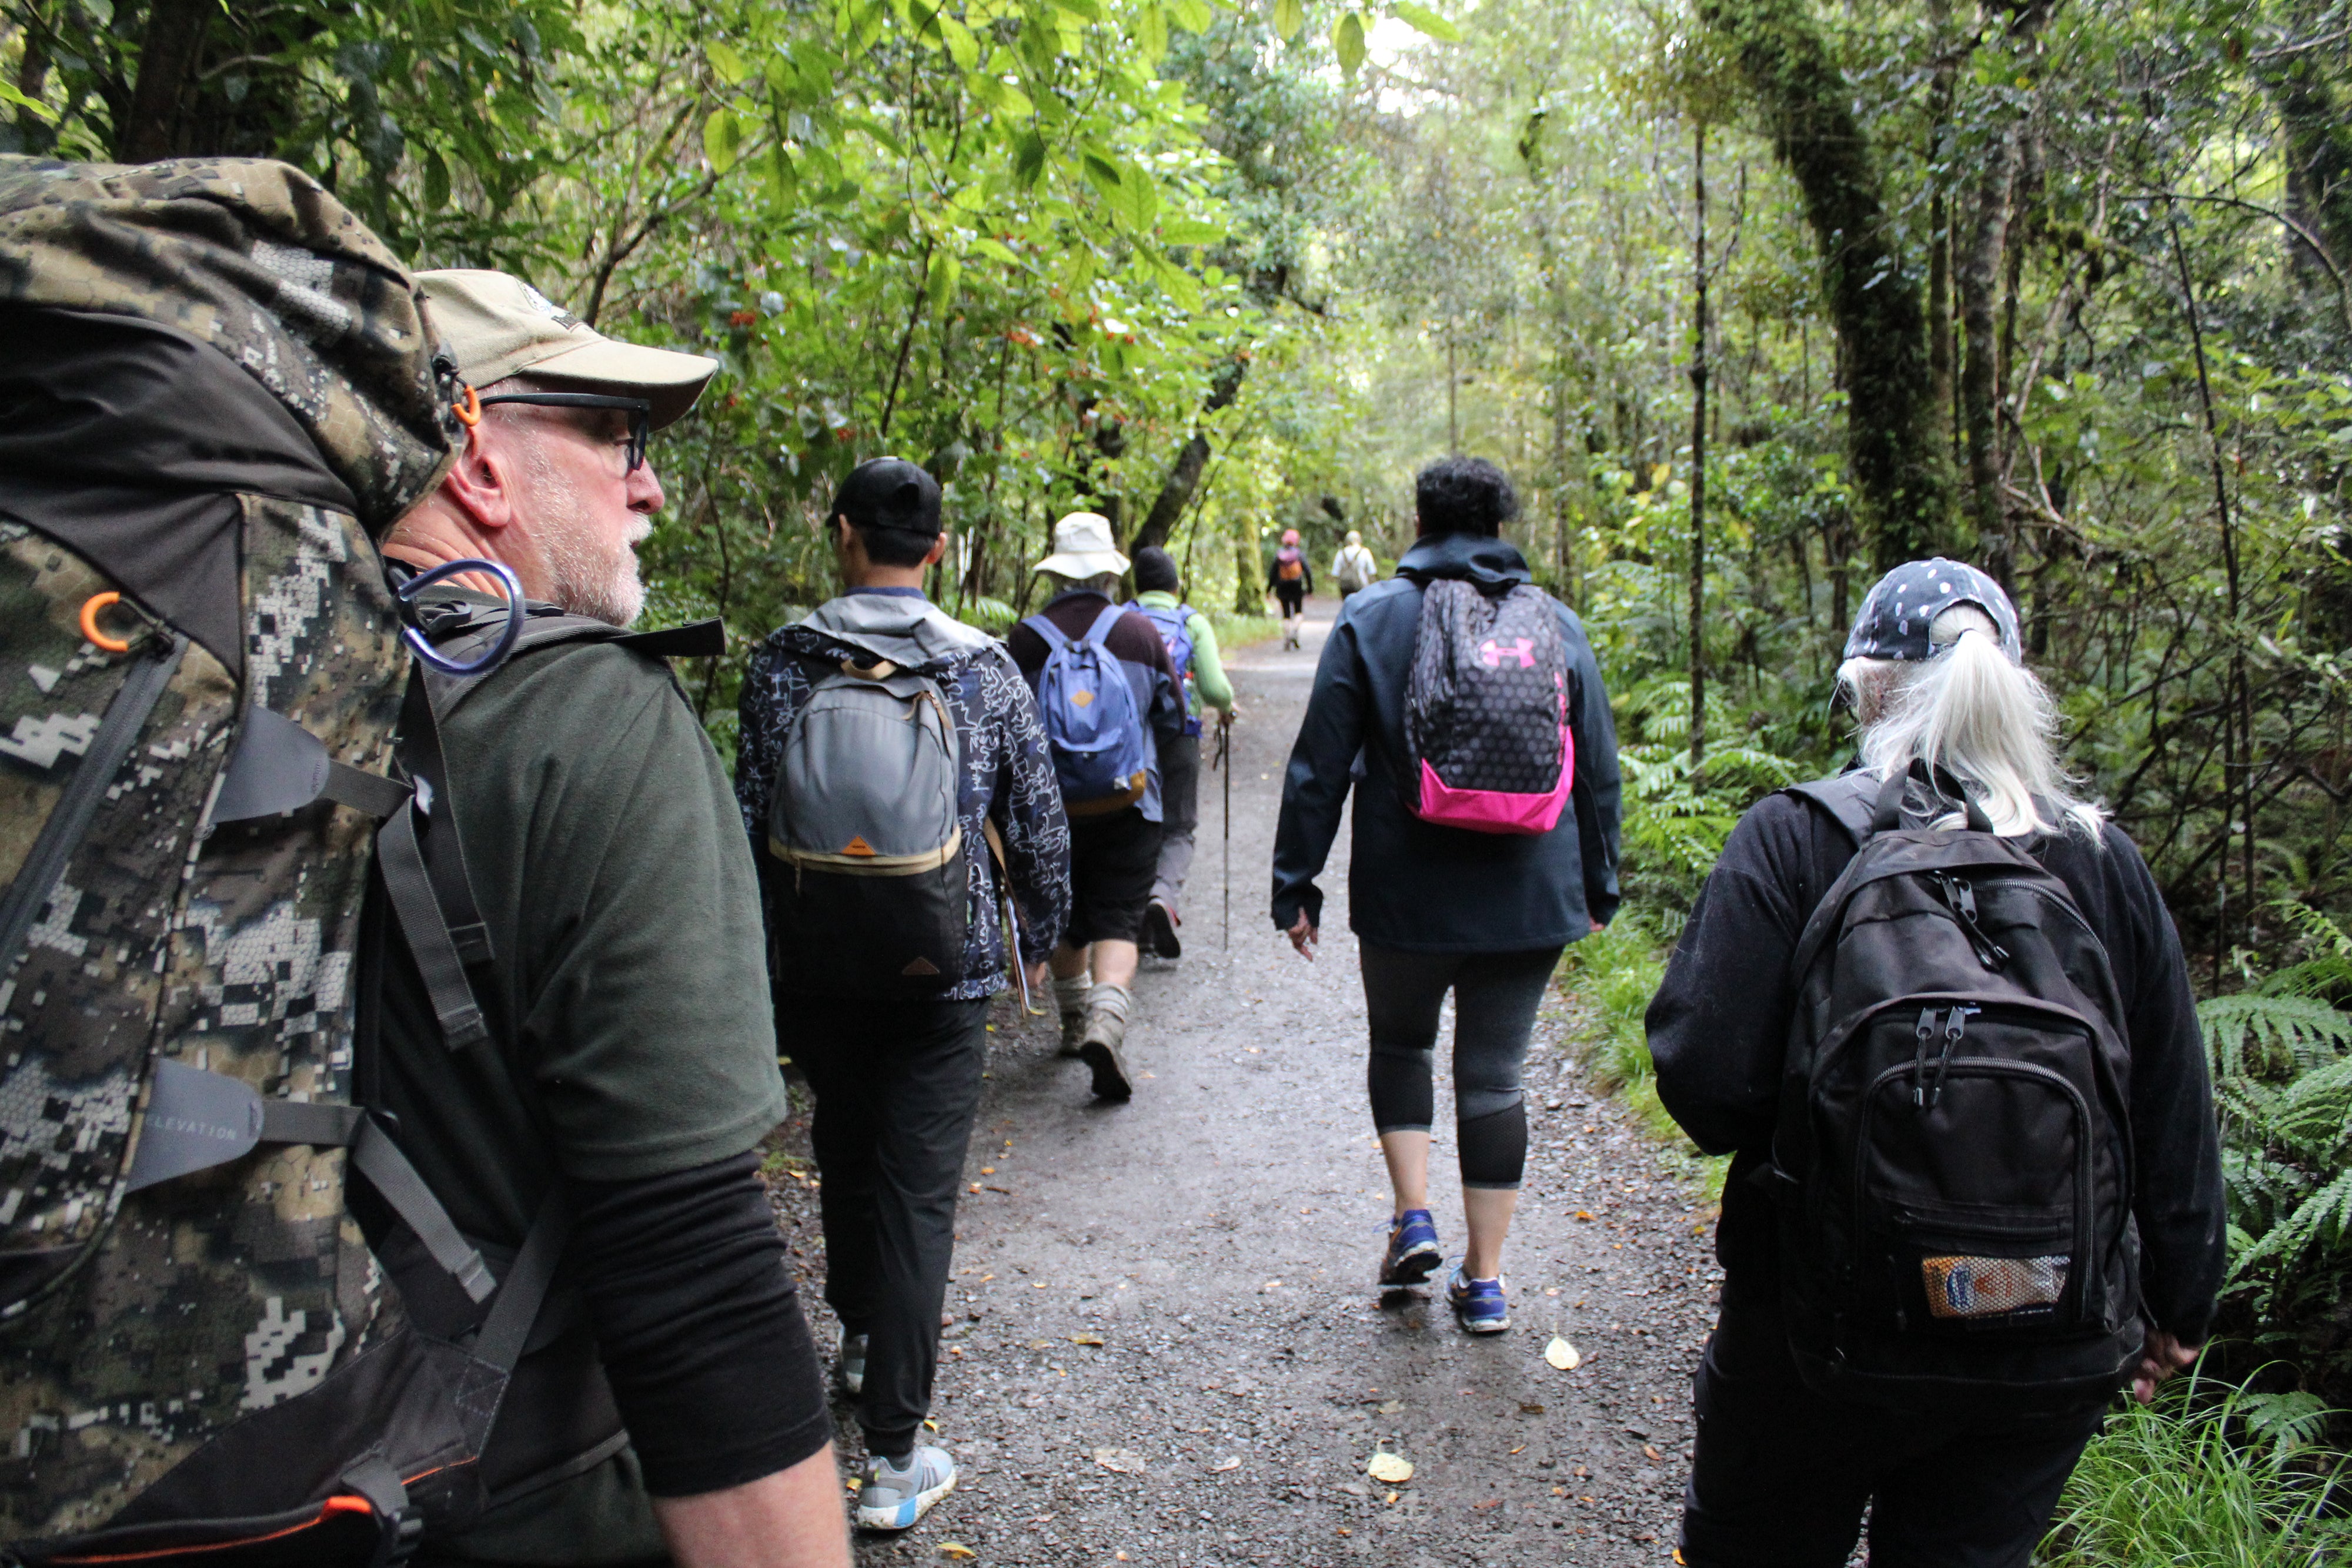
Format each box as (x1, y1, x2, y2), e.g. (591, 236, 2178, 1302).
(1359, 942, 1563, 1191)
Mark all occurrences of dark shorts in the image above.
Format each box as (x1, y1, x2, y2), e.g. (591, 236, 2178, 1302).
(1274, 581, 1305, 614)
(1681, 1281, 2107, 1568)
(1061, 806, 1162, 947)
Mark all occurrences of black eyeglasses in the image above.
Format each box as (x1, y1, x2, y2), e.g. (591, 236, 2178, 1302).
(475, 392, 652, 473)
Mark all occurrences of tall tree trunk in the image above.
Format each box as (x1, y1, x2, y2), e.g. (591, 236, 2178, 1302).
(1446, 332, 1460, 453)
(1925, 0, 1959, 470)
(1132, 356, 1247, 551)
(1958, 128, 2017, 579)
(1689, 123, 1710, 771)
(1231, 506, 1259, 616)
(2262, 19, 2352, 282)
(117, 0, 212, 162)
(1700, 0, 1950, 568)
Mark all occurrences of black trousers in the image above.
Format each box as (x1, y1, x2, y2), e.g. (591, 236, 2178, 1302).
(789, 995, 990, 1459)
(1680, 1279, 2108, 1568)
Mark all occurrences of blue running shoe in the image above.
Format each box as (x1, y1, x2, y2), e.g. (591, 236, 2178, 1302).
(1379, 1209, 1444, 1286)
(1446, 1260, 1510, 1333)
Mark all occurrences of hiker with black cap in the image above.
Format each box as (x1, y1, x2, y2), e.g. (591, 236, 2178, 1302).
(372, 269, 849, 1565)
(1649, 559, 2224, 1568)
(1008, 513, 1185, 1098)
(737, 459, 1070, 1533)
(1125, 545, 1235, 958)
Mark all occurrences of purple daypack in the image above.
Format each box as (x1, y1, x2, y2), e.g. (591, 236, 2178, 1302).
(1404, 579, 1574, 834)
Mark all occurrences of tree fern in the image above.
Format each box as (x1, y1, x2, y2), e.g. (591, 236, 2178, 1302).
(2199, 993, 2352, 1079)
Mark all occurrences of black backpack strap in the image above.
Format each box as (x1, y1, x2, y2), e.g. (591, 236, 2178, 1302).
(1787, 771, 1881, 845)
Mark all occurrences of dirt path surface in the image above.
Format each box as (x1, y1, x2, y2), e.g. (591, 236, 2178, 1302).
(765, 595, 1725, 1568)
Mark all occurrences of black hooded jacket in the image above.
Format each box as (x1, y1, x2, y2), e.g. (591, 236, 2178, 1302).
(1270, 533, 1622, 952)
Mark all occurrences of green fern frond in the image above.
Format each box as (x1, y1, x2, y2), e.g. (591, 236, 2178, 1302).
(2239, 1390, 2334, 1459)
(2229, 1165, 2352, 1280)
(2199, 993, 2352, 1079)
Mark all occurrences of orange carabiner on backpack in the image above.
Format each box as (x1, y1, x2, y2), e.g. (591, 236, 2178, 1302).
(79, 591, 134, 654)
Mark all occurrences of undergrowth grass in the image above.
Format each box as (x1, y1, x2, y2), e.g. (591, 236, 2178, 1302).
(2037, 1371, 2351, 1566)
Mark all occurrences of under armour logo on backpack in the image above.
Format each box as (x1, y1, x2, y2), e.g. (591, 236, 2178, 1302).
(1478, 637, 1536, 668)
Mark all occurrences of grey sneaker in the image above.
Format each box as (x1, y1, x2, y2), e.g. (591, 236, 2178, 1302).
(838, 1331, 868, 1396)
(1079, 1009, 1133, 1101)
(854, 1444, 957, 1531)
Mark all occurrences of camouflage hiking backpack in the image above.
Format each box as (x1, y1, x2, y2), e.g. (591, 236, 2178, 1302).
(0, 157, 573, 1566)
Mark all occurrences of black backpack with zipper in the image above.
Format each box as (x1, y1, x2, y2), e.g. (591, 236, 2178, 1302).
(1770, 764, 2143, 1412)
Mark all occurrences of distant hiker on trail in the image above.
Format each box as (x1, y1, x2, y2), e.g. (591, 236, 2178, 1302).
(1648, 560, 2224, 1568)
(736, 459, 1071, 1533)
(1272, 456, 1622, 1336)
(1267, 526, 1312, 648)
(383, 271, 850, 1565)
(1331, 530, 1379, 599)
(1009, 512, 1185, 1100)
(1125, 544, 1236, 958)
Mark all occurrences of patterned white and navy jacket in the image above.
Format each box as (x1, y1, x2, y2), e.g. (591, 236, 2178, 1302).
(735, 588, 1073, 1001)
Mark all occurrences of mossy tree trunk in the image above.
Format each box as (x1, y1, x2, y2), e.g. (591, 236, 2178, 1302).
(1699, 0, 1951, 568)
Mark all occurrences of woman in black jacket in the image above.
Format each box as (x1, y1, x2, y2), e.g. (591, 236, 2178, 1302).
(1649, 560, 2224, 1568)
(1272, 457, 1622, 1334)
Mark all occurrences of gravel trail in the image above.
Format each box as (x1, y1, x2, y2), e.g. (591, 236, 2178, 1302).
(763, 596, 1723, 1568)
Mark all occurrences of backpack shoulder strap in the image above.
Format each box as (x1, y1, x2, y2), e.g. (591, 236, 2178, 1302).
(1786, 771, 1883, 847)
(1022, 613, 1073, 654)
(1083, 601, 1130, 648)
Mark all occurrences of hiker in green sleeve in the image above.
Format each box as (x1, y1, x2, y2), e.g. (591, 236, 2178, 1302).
(1127, 546, 1235, 958)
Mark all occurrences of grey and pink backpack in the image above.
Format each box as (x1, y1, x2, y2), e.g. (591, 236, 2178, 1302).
(1403, 580, 1573, 834)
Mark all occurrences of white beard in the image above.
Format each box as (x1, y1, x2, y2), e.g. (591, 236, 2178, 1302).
(523, 440, 651, 627)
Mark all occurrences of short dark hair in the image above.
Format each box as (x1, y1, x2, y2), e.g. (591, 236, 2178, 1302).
(1131, 546, 1180, 594)
(831, 456, 941, 567)
(1414, 457, 1518, 537)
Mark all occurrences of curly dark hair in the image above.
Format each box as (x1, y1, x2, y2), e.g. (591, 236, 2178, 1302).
(1414, 456, 1519, 537)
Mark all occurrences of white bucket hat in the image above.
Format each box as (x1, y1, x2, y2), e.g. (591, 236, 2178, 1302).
(1034, 511, 1130, 580)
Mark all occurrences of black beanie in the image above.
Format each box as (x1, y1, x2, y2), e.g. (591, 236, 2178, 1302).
(1132, 546, 1180, 594)
(831, 457, 941, 537)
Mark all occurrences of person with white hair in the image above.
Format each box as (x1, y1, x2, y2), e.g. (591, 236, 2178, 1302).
(1331, 529, 1379, 599)
(1647, 560, 2224, 1568)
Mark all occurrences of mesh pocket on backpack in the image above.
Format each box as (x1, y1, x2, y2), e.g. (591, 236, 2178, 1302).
(1922, 1253, 2069, 1320)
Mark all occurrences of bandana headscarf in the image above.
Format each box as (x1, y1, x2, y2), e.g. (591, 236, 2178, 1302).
(1843, 558, 2022, 664)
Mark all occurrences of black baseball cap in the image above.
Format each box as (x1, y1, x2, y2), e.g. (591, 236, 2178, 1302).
(831, 457, 941, 537)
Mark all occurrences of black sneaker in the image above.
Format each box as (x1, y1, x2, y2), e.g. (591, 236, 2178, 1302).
(1143, 900, 1182, 959)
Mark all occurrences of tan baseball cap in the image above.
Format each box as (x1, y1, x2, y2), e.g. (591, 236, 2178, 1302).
(417, 269, 718, 429)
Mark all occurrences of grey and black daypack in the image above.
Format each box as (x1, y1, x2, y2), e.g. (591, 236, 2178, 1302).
(764, 650, 970, 996)
(1770, 765, 2142, 1412)
(0, 156, 713, 1565)
(1404, 579, 1573, 835)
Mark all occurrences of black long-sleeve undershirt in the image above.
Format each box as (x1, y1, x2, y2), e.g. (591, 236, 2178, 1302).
(569, 1151, 832, 1497)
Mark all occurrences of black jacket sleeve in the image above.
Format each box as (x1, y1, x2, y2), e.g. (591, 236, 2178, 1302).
(569, 1151, 833, 1497)
(1647, 798, 1812, 1156)
(1270, 614, 1368, 931)
(2100, 828, 2227, 1343)
(1562, 611, 1622, 930)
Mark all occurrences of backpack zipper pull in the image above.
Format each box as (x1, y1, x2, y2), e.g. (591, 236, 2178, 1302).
(1935, 873, 2012, 971)
(1924, 1005, 1975, 1109)
(1912, 1007, 1939, 1108)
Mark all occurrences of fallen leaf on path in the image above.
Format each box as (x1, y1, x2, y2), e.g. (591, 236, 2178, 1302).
(1545, 1338, 1582, 1371)
(1367, 1452, 1414, 1484)
(1509, 1444, 1525, 1455)
(1644, 1445, 1663, 1460)
(1519, 1402, 1546, 1415)
(1474, 1497, 1502, 1511)
(1377, 1399, 1405, 1415)
(1211, 1456, 1240, 1473)
(1071, 1332, 1104, 1346)
(1028, 1340, 1053, 1349)
(1575, 1211, 1592, 1221)
(938, 1546, 976, 1561)
(1093, 1447, 1148, 1475)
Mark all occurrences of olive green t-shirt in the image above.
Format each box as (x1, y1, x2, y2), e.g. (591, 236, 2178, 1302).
(376, 633, 787, 1244)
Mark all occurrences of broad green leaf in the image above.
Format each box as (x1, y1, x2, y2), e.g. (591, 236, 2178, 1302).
(1161, 216, 1223, 245)
(0, 81, 55, 123)
(764, 143, 799, 201)
(1143, 247, 1202, 312)
(1014, 128, 1048, 187)
(1333, 10, 1366, 73)
(927, 249, 963, 314)
(1083, 150, 1124, 198)
(938, 14, 981, 68)
(1389, 1, 1461, 41)
(704, 107, 743, 173)
(1137, 3, 1168, 61)
(973, 237, 1023, 265)
(1168, 0, 1212, 30)
(1272, 0, 1304, 38)
(422, 148, 450, 210)
(706, 41, 750, 85)
(1121, 164, 1159, 228)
